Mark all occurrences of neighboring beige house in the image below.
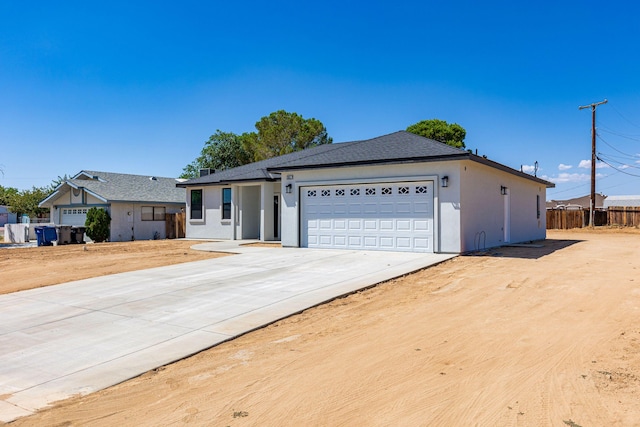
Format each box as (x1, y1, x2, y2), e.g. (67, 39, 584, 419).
(178, 131, 554, 253)
(39, 171, 185, 241)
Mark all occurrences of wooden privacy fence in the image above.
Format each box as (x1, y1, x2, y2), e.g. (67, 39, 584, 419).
(547, 209, 586, 229)
(165, 212, 186, 239)
(607, 206, 640, 227)
(547, 208, 638, 229)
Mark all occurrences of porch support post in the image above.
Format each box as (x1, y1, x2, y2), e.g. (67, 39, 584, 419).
(260, 183, 275, 241)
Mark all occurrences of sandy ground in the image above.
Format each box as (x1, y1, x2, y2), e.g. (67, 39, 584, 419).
(0, 240, 227, 295)
(3, 229, 640, 426)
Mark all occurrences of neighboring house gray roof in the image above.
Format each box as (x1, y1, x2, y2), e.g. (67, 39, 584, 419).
(40, 170, 185, 206)
(603, 195, 640, 208)
(178, 131, 554, 188)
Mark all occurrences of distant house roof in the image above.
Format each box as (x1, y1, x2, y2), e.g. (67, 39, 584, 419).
(603, 195, 640, 208)
(40, 170, 185, 207)
(178, 131, 554, 188)
(546, 193, 606, 210)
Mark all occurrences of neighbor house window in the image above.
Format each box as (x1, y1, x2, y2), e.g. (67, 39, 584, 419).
(536, 195, 541, 219)
(154, 207, 165, 221)
(191, 189, 203, 220)
(142, 206, 166, 221)
(222, 188, 231, 220)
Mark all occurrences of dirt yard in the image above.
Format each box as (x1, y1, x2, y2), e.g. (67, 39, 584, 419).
(3, 229, 640, 426)
(0, 240, 227, 295)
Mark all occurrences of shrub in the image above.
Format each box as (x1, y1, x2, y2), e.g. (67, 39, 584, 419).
(85, 207, 111, 242)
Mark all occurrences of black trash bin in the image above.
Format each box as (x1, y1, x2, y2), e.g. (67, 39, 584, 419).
(56, 225, 73, 245)
(71, 226, 86, 243)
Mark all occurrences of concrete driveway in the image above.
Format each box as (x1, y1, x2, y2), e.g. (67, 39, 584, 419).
(0, 241, 455, 422)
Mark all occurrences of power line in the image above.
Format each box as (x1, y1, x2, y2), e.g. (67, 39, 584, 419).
(597, 157, 640, 178)
(597, 134, 640, 159)
(610, 104, 640, 129)
(597, 151, 640, 167)
(546, 170, 618, 197)
(598, 127, 640, 142)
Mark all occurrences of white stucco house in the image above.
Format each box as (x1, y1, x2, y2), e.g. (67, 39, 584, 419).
(39, 170, 185, 242)
(177, 131, 554, 253)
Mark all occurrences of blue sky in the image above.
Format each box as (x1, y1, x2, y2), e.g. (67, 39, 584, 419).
(1, 1, 639, 200)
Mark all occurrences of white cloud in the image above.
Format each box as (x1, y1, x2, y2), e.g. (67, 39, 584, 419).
(558, 164, 572, 171)
(521, 164, 536, 174)
(578, 159, 609, 169)
(543, 172, 606, 184)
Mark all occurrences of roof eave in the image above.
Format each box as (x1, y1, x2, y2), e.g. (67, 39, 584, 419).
(468, 155, 556, 188)
(39, 189, 61, 207)
(268, 153, 472, 172)
(108, 199, 185, 204)
(177, 177, 279, 187)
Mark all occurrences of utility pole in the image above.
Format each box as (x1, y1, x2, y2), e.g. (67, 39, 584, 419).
(579, 99, 607, 227)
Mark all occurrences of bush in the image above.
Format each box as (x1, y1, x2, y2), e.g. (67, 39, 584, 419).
(85, 207, 111, 242)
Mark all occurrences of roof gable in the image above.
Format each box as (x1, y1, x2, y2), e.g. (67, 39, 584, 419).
(40, 170, 185, 206)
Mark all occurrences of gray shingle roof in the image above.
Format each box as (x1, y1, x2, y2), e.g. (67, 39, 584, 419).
(43, 171, 185, 205)
(271, 130, 466, 170)
(179, 143, 341, 185)
(178, 131, 554, 188)
(179, 131, 465, 186)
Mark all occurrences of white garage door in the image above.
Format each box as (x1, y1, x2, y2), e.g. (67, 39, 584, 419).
(301, 181, 434, 252)
(61, 207, 88, 226)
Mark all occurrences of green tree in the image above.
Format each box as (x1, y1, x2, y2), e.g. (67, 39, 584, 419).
(180, 131, 252, 179)
(251, 110, 332, 161)
(50, 174, 70, 190)
(0, 185, 19, 206)
(180, 111, 331, 178)
(4, 186, 51, 218)
(406, 119, 466, 149)
(85, 207, 111, 242)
